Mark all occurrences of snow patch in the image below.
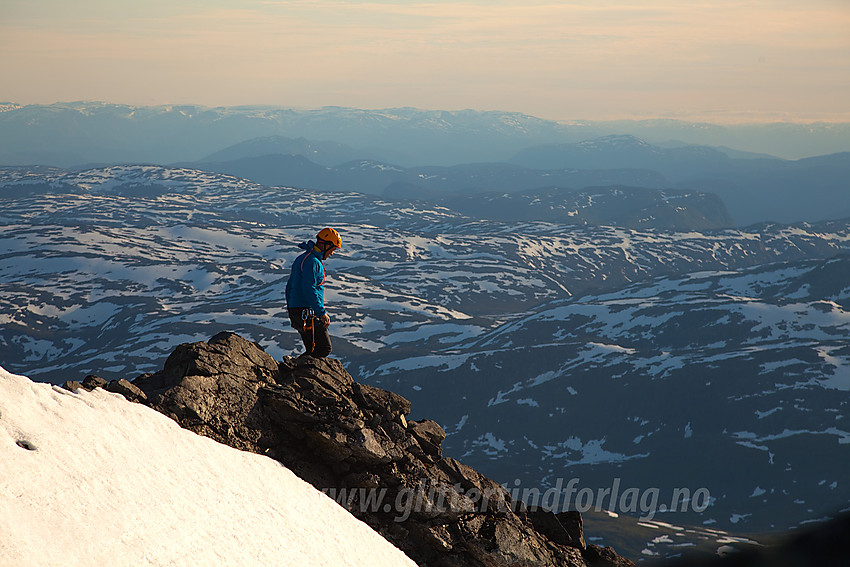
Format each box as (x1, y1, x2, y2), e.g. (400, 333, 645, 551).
(0, 367, 415, 567)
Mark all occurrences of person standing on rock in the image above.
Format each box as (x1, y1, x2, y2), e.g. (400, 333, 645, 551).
(285, 228, 342, 358)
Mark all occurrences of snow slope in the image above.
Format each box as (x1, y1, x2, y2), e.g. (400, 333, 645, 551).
(0, 367, 415, 567)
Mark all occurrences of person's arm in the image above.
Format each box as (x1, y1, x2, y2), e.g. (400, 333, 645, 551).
(284, 271, 293, 306)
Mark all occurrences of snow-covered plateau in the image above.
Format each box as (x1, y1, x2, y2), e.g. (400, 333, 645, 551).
(1, 164, 849, 552)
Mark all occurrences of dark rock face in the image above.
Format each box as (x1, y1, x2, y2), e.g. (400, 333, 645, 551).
(655, 512, 850, 567)
(83, 374, 108, 390)
(526, 509, 586, 552)
(105, 378, 147, 403)
(130, 332, 634, 567)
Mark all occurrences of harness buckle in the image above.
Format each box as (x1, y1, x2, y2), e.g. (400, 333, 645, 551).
(302, 308, 315, 331)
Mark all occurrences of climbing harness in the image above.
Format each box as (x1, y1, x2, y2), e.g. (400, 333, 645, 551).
(302, 308, 316, 354)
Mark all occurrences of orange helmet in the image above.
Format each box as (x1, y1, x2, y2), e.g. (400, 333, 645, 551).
(316, 227, 342, 249)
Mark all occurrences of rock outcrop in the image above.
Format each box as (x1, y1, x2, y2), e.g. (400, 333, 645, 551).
(64, 374, 148, 403)
(104, 332, 633, 566)
(655, 511, 850, 567)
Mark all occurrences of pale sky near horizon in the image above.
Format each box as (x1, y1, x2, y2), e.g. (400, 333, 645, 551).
(1, 0, 848, 123)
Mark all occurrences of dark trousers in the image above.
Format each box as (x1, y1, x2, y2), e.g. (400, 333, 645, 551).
(288, 308, 332, 358)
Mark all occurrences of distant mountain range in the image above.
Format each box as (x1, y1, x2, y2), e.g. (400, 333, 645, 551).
(181, 133, 848, 226)
(184, 153, 723, 228)
(2, 102, 848, 168)
(199, 135, 378, 167)
(186, 149, 669, 197)
(509, 135, 850, 226)
(2, 103, 847, 226)
(425, 186, 734, 231)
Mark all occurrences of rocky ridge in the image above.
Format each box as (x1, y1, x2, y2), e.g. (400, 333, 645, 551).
(67, 331, 633, 567)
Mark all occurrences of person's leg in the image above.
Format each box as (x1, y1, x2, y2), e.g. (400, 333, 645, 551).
(287, 308, 332, 357)
(311, 321, 333, 357)
(288, 308, 313, 355)
(297, 328, 313, 354)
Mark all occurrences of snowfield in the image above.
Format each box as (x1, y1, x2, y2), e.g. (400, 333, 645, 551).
(0, 367, 415, 567)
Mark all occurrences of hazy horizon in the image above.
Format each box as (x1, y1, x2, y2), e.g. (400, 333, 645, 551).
(4, 99, 850, 127)
(2, 1, 849, 125)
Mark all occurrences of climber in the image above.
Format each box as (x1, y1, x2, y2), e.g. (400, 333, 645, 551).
(285, 227, 342, 358)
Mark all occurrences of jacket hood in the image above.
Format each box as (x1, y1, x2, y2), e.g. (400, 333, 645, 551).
(297, 240, 316, 251)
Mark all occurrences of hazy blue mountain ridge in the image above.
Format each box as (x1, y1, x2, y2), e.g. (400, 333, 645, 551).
(199, 135, 378, 166)
(0, 103, 572, 166)
(423, 186, 735, 231)
(202, 153, 668, 195)
(183, 144, 848, 227)
(3, 102, 848, 168)
(510, 136, 850, 226)
(3, 103, 847, 227)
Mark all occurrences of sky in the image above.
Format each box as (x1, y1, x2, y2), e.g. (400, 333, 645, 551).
(1, 0, 849, 123)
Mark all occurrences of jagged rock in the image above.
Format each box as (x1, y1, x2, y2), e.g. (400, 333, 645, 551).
(527, 508, 586, 552)
(434, 458, 512, 516)
(62, 380, 84, 392)
(130, 332, 634, 567)
(134, 331, 281, 452)
(63, 374, 109, 393)
(106, 379, 148, 403)
(583, 545, 640, 567)
(354, 382, 412, 419)
(410, 420, 446, 445)
(64, 375, 148, 403)
(83, 374, 108, 390)
(409, 420, 447, 458)
(350, 428, 392, 465)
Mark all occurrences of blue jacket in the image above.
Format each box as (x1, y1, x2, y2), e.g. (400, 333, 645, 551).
(285, 241, 326, 316)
